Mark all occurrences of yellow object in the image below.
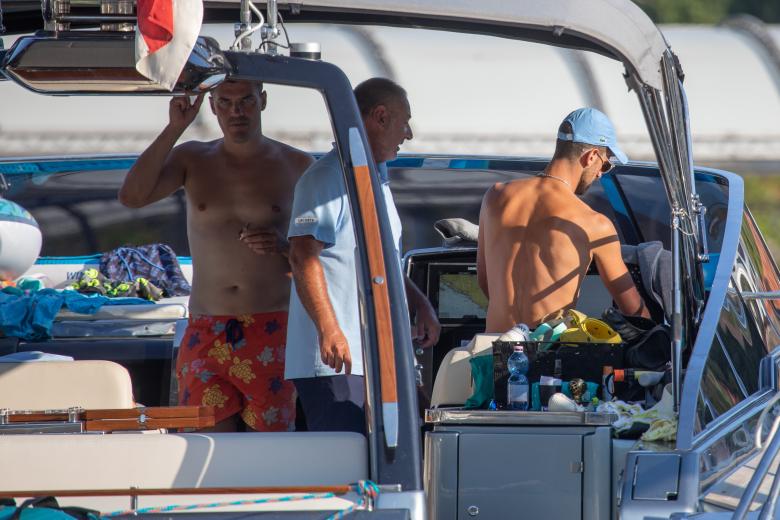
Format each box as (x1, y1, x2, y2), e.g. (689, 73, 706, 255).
(559, 309, 622, 344)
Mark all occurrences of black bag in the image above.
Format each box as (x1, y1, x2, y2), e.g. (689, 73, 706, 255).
(602, 307, 671, 370)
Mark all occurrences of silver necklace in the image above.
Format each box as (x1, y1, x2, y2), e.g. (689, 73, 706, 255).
(537, 172, 572, 189)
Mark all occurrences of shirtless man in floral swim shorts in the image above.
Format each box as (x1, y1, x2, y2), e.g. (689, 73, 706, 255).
(119, 80, 312, 431)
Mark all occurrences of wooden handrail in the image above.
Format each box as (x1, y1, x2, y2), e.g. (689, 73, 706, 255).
(0, 485, 353, 498)
(2, 406, 215, 431)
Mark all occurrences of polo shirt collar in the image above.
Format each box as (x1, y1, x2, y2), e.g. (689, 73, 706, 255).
(377, 161, 390, 184)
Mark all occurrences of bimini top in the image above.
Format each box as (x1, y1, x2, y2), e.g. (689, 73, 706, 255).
(210, 0, 672, 90)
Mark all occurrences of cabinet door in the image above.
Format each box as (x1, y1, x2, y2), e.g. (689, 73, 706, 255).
(457, 433, 582, 520)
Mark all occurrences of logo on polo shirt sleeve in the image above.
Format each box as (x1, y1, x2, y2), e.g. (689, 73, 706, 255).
(294, 212, 318, 225)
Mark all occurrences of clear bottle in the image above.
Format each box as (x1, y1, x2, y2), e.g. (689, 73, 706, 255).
(507, 345, 530, 410)
(498, 323, 530, 342)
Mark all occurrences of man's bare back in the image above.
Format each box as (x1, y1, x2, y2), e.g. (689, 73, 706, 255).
(477, 108, 648, 333)
(179, 137, 310, 315)
(478, 177, 615, 330)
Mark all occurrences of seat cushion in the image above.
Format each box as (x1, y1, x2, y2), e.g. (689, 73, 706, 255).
(0, 432, 368, 512)
(430, 333, 500, 407)
(0, 360, 134, 410)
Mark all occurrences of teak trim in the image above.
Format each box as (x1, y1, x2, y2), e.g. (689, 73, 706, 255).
(352, 163, 397, 404)
(0, 485, 353, 498)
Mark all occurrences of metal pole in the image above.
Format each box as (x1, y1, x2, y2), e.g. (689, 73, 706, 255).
(741, 291, 780, 301)
(758, 460, 780, 520)
(672, 215, 683, 414)
(234, 0, 253, 50)
(263, 0, 280, 55)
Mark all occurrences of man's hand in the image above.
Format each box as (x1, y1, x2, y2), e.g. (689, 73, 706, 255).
(412, 299, 441, 348)
(169, 94, 204, 131)
(319, 328, 352, 374)
(240, 225, 289, 256)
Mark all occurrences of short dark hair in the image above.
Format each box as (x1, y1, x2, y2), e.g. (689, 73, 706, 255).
(214, 79, 264, 93)
(354, 77, 407, 117)
(552, 121, 604, 161)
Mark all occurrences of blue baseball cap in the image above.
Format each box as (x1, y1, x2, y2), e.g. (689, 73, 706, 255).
(557, 108, 628, 165)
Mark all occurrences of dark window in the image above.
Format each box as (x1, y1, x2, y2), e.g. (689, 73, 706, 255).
(4, 166, 189, 257)
(611, 168, 729, 252)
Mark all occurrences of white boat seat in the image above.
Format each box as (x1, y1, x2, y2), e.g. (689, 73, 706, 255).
(0, 360, 135, 410)
(0, 432, 368, 511)
(430, 333, 500, 408)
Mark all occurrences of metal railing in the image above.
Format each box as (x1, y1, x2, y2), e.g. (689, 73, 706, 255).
(734, 393, 780, 519)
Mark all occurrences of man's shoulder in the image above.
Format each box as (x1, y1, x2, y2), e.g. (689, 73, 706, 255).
(484, 178, 534, 207)
(577, 206, 614, 237)
(301, 150, 341, 178)
(294, 150, 345, 195)
(265, 138, 314, 168)
(174, 138, 219, 157)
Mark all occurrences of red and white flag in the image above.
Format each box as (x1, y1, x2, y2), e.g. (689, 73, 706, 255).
(135, 0, 204, 91)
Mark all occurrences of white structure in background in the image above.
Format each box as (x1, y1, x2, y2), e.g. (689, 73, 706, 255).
(1, 22, 779, 164)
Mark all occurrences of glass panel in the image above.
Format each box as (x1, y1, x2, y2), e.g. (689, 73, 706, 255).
(612, 169, 728, 251)
(738, 210, 780, 353)
(699, 338, 746, 421)
(695, 390, 715, 434)
(695, 173, 730, 255)
(717, 281, 764, 395)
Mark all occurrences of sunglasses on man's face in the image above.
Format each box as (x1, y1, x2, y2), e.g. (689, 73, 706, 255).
(596, 150, 615, 174)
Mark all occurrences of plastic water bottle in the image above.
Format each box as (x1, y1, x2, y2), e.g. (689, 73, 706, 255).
(498, 323, 530, 342)
(507, 345, 530, 410)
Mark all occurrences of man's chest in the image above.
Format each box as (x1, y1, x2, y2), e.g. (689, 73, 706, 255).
(185, 168, 295, 226)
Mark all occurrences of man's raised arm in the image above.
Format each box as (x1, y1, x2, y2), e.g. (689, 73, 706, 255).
(591, 214, 650, 318)
(118, 94, 204, 208)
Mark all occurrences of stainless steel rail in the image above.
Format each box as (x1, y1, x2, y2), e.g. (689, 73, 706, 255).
(734, 397, 780, 519)
(734, 422, 780, 519)
(741, 291, 780, 301)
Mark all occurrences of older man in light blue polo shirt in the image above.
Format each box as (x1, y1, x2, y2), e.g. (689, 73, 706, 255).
(286, 78, 440, 434)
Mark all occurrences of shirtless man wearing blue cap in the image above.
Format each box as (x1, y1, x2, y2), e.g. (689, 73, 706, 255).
(477, 107, 650, 333)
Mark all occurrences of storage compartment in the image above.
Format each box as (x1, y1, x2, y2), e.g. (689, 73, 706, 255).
(457, 432, 582, 519)
(425, 409, 614, 520)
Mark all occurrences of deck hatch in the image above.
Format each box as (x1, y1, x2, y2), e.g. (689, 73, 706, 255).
(632, 453, 681, 501)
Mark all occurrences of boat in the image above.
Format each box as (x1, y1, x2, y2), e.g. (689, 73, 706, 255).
(0, 0, 778, 518)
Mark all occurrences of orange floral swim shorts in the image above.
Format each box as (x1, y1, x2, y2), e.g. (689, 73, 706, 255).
(176, 311, 296, 431)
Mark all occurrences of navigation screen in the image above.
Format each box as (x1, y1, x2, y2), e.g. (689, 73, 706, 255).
(437, 273, 488, 320)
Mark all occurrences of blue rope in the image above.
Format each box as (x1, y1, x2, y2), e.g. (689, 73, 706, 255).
(100, 480, 381, 518)
(325, 481, 381, 520)
(102, 492, 336, 517)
